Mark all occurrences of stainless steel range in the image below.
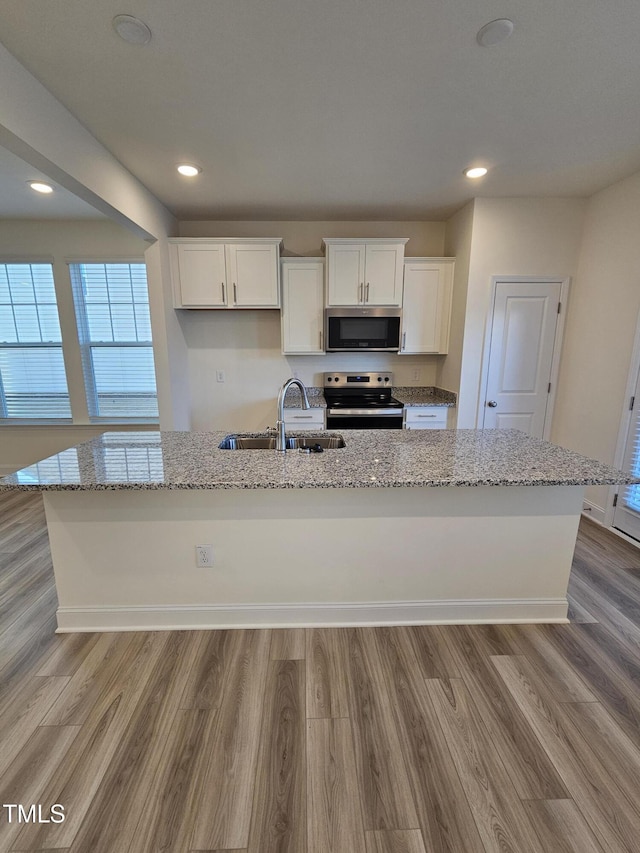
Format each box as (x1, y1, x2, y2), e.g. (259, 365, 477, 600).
(323, 371, 404, 429)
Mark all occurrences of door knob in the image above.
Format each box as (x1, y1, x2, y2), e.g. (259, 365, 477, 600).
(487, 400, 498, 407)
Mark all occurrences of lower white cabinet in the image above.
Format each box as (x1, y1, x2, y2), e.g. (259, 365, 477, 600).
(280, 258, 325, 354)
(403, 406, 448, 429)
(399, 258, 454, 354)
(283, 408, 326, 429)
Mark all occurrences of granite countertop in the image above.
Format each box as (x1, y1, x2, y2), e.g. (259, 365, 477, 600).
(393, 387, 456, 407)
(283, 387, 326, 408)
(0, 429, 635, 492)
(283, 386, 455, 408)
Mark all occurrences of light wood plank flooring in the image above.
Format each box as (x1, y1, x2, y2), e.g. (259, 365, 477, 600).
(1, 490, 640, 852)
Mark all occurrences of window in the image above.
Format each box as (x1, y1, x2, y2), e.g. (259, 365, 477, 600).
(70, 262, 158, 420)
(0, 262, 71, 418)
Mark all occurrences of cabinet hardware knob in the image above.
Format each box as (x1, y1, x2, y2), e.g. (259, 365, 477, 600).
(487, 400, 498, 407)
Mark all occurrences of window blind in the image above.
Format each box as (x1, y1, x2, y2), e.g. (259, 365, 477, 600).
(0, 263, 71, 418)
(70, 262, 158, 420)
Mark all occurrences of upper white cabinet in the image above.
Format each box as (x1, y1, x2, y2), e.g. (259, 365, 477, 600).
(281, 258, 325, 355)
(399, 258, 454, 354)
(324, 238, 408, 307)
(170, 238, 282, 308)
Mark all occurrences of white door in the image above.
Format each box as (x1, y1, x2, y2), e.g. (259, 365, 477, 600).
(613, 375, 640, 540)
(483, 281, 562, 437)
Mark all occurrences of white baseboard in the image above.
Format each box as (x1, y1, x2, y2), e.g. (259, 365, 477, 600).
(581, 500, 606, 525)
(56, 598, 570, 632)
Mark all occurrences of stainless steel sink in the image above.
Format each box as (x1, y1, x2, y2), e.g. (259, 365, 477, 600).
(218, 433, 345, 450)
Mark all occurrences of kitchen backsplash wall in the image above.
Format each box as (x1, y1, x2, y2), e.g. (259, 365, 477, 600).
(180, 309, 439, 431)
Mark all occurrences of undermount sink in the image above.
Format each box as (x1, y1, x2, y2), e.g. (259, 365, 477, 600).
(218, 433, 345, 450)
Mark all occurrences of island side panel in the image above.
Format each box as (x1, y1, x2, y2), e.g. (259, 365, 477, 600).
(42, 485, 584, 631)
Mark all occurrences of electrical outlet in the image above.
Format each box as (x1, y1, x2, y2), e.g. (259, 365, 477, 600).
(216, 370, 225, 383)
(412, 368, 421, 381)
(195, 544, 214, 567)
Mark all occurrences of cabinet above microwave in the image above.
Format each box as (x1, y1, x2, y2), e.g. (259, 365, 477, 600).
(323, 238, 408, 307)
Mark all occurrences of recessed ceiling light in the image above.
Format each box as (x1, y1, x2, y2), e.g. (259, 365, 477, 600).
(464, 167, 488, 179)
(476, 19, 514, 47)
(112, 14, 152, 45)
(177, 164, 202, 177)
(29, 181, 54, 194)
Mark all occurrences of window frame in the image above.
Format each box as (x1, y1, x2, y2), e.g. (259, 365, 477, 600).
(0, 259, 72, 422)
(69, 259, 159, 424)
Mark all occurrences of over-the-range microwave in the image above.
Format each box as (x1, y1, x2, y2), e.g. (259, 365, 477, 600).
(325, 307, 402, 352)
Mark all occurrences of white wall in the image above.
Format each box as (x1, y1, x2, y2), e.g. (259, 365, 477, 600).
(553, 170, 640, 513)
(453, 198, 587, 428)
(179, 220, 445, 257)
(440, 201, 474, 417)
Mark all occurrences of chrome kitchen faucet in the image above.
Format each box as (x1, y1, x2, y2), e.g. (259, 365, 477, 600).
(276, 378, 310, 452)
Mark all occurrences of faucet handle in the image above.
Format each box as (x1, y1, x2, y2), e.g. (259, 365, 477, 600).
(265, 424, 277, 434)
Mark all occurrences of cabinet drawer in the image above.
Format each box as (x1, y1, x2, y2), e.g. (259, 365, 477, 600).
(283, 408, 326, 428)
(404, 407, 448, 429)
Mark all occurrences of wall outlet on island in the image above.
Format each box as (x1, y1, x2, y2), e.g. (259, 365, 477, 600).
(195, 544, 214, 567)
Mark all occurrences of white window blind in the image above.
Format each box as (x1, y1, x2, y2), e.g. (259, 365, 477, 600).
(70, 262, 158, 420)
(0, 263, 71, 419)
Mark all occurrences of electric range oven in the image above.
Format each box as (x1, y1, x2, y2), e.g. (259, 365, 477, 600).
(323, 371, 404, 429)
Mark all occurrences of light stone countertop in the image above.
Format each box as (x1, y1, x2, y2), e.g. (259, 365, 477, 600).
(0, 429, 635, 491)
(283, 386, 455, 408)
(282, 387, 326, 408)
(393, 387, 456, 407)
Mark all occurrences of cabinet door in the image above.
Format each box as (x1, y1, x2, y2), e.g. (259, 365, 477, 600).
(281, 261, 325, 354)
(326, 243, 366, 305)
(400, 260, 454, 354)
(226, 243, 280, 307)
(404, 407, 448, 429)
(175, 243, 227, 307)
(283, 408, 325, 429)
(364, 243, 404, 306)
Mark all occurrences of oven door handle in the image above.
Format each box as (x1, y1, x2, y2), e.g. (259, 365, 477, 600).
(327, 409, 403, 417)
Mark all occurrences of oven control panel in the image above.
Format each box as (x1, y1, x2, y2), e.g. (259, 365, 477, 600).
(323, 372, 393, 387)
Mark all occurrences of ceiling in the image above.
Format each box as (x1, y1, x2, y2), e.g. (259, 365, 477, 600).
(2, 0, 640, 221)
(0, 147, 105, 220)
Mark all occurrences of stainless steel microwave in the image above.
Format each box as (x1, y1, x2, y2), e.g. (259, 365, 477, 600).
(325, 307, 402, 352)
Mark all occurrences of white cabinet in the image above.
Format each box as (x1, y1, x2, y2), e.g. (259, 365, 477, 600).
(170, 238, 282, 308)
(283, 407, 326, 429)
(281, 259, 325, 354)
(399, 258, 454, 354)
(324, 238, 408, 307)
(403, 406, 448, 430)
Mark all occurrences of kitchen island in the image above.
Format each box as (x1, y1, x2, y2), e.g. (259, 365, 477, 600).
(0, 429, 633, 631)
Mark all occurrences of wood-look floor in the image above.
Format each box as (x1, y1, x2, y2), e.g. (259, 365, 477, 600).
(1, 490, 640, 852)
